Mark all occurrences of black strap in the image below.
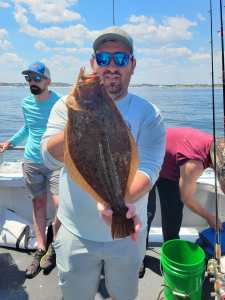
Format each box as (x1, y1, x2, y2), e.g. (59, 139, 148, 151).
(16, 225, 30, 249)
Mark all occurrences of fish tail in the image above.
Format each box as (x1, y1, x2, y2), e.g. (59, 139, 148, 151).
(111, 215, 135, 239)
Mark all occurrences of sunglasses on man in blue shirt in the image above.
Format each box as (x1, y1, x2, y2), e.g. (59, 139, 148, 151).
(24, 74, 44, 83)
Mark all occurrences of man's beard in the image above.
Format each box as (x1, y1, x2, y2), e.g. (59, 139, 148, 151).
(30, 85, 43, 95)
(102, 71, 122, 97)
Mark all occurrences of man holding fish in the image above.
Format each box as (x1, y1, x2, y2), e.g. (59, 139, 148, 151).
(41, 27, 165, 300)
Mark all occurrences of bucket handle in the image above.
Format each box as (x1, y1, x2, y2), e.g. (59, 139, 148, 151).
(161, 284, 190, 299)
(159, 263, 190, 299)
(160, 262, 206, 299)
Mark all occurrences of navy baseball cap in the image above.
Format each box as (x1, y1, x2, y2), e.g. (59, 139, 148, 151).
(22, 61, 51, 79)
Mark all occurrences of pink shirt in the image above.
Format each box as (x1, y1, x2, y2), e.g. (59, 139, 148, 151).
(160, 127, 213, 182)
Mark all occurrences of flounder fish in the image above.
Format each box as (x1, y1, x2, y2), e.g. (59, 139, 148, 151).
(64, 68, 139, 239)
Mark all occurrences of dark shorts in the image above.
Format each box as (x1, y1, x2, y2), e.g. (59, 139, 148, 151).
(22, 160, 60, 199)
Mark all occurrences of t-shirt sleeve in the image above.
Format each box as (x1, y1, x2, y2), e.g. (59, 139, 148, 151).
(41, 96, 68, 170)
(137, 108, 166, 185)
(176, 138, 204, 166)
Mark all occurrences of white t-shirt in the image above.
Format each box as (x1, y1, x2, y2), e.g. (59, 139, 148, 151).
(41, 93, 165, 242)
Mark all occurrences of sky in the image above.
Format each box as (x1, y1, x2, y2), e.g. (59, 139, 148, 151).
(0, 0, 224, 84)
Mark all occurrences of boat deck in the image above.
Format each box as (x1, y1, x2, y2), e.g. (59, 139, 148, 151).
(0, 161, 218, 299)
(0, 244, 213, 300)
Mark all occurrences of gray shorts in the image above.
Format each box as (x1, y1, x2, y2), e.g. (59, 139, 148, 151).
(54, 225, 146, 300)
(22, 160, 60, 199)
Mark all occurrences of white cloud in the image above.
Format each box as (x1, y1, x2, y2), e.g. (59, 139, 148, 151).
(197, 13, 206, 22)
(41, 54, 91, 82)
(0, 52, 24, 66)
(13, 5, 198, 48)
(14, 4, 94, 46)
(124, 15, 197, 44)
(129, 15, 155, 25)
(15, 0, 81, 23)
(134, 56, 211, 84)
(0, 28, 11, 50)
(0, 52, 26, 81)
(3, 4, 213, 84)
(189, 52, 210, 61)
(34, 40, 49, 51)
(138, 46, 192, 58)
(0, 28, 8, 39)
(137, 46, 210, 63)
(34, 40, 91, 54)
(0, 2, 11, 8)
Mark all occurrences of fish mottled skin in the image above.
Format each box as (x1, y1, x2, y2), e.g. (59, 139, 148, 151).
(64, 69, 138, 239)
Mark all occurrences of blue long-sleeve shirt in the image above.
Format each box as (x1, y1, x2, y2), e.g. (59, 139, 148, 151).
(41, 93, 165, 241)
(10, 91, 60, 163)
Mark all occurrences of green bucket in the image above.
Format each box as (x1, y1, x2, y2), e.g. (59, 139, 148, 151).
(160, 239, 206, 300)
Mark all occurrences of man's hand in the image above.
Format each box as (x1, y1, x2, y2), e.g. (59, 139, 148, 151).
(97, 202, 142, 241)
(206, 213, 222, 230)
(0, 141, 12, 153)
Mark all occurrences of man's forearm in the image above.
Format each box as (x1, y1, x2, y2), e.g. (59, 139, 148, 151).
(47, 131, 65, 162)
(125, 171, 151, 203)
(183, 197, 211, 221)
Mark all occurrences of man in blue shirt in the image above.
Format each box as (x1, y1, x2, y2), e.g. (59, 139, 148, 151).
(42, 27, 165, 300)
(0, 62, 61, 278)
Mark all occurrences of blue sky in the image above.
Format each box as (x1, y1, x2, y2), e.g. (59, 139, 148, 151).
(0, 0, 224, 84)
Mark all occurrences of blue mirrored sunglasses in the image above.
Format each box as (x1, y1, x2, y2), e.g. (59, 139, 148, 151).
(24, 74, 43, 82)
(95, 52, 133, 67)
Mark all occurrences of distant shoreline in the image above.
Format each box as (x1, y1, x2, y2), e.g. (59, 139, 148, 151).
(0, 82, 223, 88)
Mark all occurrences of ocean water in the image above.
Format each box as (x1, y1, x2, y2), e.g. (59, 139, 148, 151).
(0, 85, 224, 161)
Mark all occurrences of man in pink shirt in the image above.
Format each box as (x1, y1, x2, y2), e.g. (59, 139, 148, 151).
(139, 127, 225, 278)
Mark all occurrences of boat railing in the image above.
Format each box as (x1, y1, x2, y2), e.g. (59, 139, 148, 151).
(7, 146, 25, 150)
(0, 146, 25, 164)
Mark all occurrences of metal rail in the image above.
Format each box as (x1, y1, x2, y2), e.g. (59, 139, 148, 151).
(7, 146, 25, 150)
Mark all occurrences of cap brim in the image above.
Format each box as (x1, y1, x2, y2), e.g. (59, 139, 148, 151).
(21, 70, 30, 75)
(21, 70, 49, 79)
(21, 70, 42, 75)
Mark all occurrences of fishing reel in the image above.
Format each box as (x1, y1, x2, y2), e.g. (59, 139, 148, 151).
(205, 256, 225, 299)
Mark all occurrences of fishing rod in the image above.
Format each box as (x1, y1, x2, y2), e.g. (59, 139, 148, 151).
(205, 1, 225, 299)
(219, 0, 225, 134)
(112, 0, 115, 25)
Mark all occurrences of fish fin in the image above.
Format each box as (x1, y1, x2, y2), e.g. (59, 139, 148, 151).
(66, 68, 86, 111)
(64, 125, 108, 207)
(66, 95, 82, 111)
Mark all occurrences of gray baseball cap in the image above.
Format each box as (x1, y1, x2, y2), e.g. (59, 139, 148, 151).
(93, 27, 133, 54)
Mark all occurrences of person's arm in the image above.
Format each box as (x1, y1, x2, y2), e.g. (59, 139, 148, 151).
(179, 160, 221, 229)
(9, 125, 29, 147)
(9, 106, 29, 148)
(41, 97, 67, 170)
(0, 124, 29, 153)
(126, 111, 166, 203)
(46, 131, 65, 162)
(125, 171, 151, 203)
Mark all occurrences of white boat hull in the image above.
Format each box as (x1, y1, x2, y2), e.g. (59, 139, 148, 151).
(0, 161, 55, 224)
(0, 162, 224, 243)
